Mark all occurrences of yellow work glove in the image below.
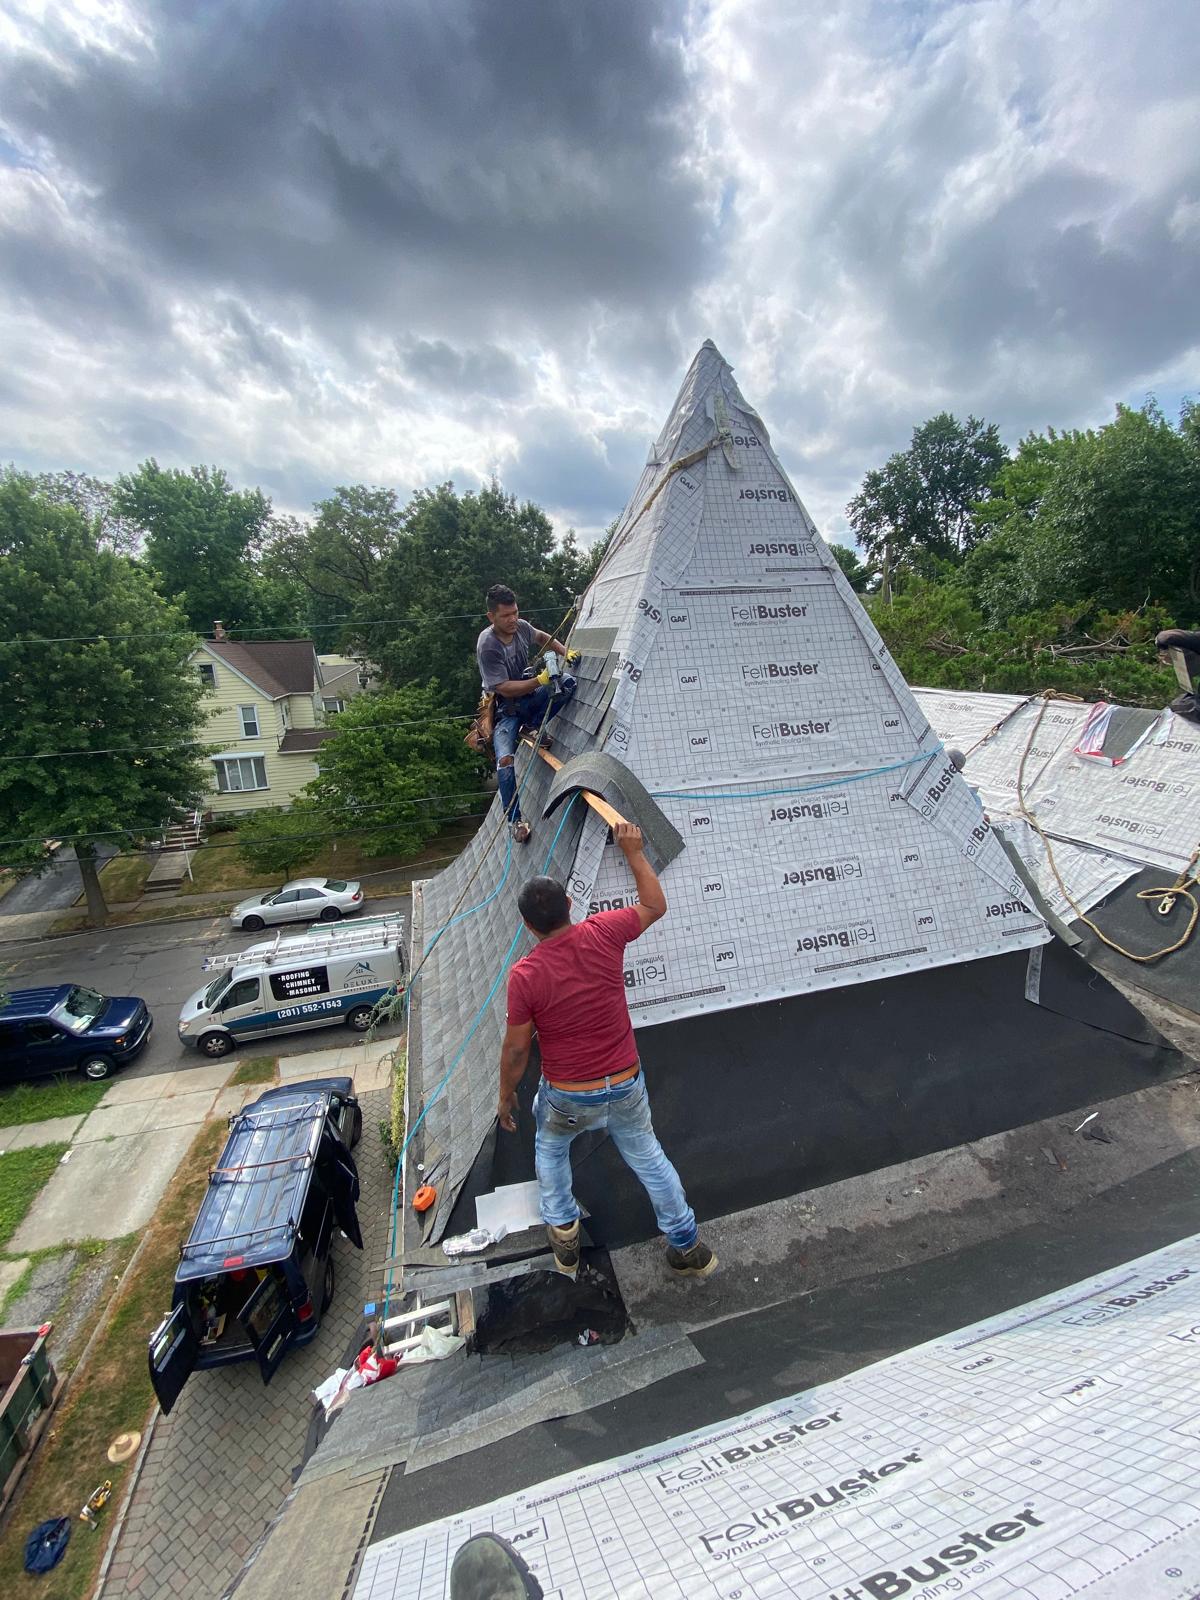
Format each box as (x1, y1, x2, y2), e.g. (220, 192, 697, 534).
(565, 649, 582, 667)
(535, 668, 552, 687)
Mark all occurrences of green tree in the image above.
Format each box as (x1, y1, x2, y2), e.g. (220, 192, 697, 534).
(829, 541, 874, 592)
(370, 482, 584, 707)
(304, 685, 484, 859)
(114, 461, 297, 635)
(269, 486, 401, 651)
(0, 474, 211, 923)
(847, 413, 1006, 600)
(969, 404, 1200, 624)
(235, 801, 324, 879)
(32, 470, 141, 555)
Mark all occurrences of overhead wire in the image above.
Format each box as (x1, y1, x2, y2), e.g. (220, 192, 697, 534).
(0, 604, 571, 648)
(0, 714, 477, 762)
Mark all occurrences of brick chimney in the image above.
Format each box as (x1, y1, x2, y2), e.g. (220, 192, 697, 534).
(213, 620, 227, 641)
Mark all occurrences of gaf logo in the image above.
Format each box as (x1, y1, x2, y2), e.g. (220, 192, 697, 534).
(795, 924, 876, 955)
(701, 878, 725, 898)
(678, 669, 702, 689)
(914, 907, 938, 931)
(686, 730, 712, 752)
(676, 470, 699, 494)
(779, 857, 863, 889)
(668, 610, 691, 629)
(711, 943, 739, 969)
(741, 660, 820, 684)
(730, 601, 809, 626)
(769, 795, 851, 824)
(689, 809, 713, 832)
(624, 957, 668, 989)
(881, 714, 901, 733)
(751, 718, 833, 745)
(744, 540, 817, 559)
(900, 847, 921, 869)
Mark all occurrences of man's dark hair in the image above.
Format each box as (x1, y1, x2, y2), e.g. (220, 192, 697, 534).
(518, 875, 570, 934)
(486, 583, 517, 613)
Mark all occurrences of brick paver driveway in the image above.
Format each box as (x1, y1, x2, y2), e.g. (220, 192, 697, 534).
(100, 1088, 391, 1600)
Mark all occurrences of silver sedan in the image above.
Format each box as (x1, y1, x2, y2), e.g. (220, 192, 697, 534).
(229, 877, 364, 931)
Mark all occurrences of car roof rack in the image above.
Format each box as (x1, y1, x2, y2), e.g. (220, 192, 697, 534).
(201, 915, 406, 972)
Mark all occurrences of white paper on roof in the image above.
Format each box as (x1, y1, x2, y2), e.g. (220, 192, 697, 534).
(560, 343, 1048, 1026)
(993, 819, 1141, 921)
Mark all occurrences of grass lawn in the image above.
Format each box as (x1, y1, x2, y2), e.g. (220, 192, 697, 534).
(97, 852, 153, 901)
(0, 1120, 226, 1600)
(229, 1054, 277, 1086)
(0, 1143, 68, 1249)
(180, 815, 485, 895)
(0, 1075, 107, 1129)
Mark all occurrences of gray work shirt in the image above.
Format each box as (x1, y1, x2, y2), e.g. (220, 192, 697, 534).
(476, 620, 537, 705)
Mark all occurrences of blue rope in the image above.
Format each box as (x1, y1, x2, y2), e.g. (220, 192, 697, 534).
(381, 796, 578, 1316)
(650, 744, 943, 802)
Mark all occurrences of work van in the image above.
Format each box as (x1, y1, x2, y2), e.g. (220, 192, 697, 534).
(177, 916, 405, 1059)
(148, 1077, 363, 1415)
(0, 985, 152, 1082)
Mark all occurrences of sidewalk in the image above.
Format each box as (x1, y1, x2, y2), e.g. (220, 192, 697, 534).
(97, 1050, 394, 1600)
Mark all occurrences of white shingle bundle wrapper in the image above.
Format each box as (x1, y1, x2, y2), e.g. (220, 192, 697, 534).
(567, 342, 1048, 1026)
(913, 689, 1200, 915)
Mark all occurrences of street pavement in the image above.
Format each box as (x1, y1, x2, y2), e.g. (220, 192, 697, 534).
(0, 896, 411, 1080)
(98, 1076, 393, 1600)
(0, 842, 116, 915)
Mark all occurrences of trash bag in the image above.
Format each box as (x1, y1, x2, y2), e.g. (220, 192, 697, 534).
(24, 1516, 71, 1574)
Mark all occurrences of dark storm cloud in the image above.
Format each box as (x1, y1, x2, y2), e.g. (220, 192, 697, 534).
(400, 339, 528, 400)
(0, 0, 710, 330)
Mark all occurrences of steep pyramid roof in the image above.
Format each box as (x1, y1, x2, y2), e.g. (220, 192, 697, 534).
(406, 342, 1052, 1241)
(554, 339, 1047, 1024)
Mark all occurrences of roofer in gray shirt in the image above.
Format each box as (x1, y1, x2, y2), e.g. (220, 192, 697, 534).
(476, 584, 576, 842)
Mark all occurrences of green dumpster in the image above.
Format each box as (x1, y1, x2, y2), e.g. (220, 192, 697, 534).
(0, 1324, 58, 1508)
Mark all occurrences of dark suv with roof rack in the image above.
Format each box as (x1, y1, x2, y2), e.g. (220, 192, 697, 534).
(148, 1076, 363, 1414)
(0, 985, 153, 1083)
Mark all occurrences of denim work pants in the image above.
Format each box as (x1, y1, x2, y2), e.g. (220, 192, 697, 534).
(533, 1069, 698, 1250)
(493, 684, 572, 823)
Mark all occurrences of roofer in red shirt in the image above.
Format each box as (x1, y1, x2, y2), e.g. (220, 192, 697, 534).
(498, 821, 717, 1281)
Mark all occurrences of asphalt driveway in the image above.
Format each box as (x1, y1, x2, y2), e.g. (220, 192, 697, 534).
(0, 896, 410, 1079)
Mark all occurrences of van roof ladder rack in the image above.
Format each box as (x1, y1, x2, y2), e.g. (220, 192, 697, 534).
(201, 917, 405, 972)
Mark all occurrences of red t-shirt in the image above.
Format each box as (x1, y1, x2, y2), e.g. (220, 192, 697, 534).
(506, 907, 644, 1080)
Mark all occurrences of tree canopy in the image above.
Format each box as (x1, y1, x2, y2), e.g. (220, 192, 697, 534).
(0, 473, 211, 921)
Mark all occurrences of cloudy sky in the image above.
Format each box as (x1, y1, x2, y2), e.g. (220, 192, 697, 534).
(1, 0, 1197, 546)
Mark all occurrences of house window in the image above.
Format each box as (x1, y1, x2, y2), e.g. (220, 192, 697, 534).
(198, 663, 216, 689)
(280, 700, 291, 729)
(323, 698, 345, 715)
(214, 756, 268, 793)
(239, 705, 260, 738)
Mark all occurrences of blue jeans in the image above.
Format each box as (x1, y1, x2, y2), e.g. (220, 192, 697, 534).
(533, 1069, 698, 1250)
(493, 684, 572, 823)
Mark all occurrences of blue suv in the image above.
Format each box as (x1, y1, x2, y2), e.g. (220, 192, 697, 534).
(0, 986, 153, 1083)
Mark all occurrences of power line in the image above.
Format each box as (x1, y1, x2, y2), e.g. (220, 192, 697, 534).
(0, 605, 571, 648)
(0, 788, 494, 849)
(70, 819, 490, 858)
(0, 714, 477, 762)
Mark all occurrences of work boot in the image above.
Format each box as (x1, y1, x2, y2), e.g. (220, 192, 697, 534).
(450, 1531, 544, 1599)
(546, 1220, 580, 1277)
(665, 1238, 718, 1279)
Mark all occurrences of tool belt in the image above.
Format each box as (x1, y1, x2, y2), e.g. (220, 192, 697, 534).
(543, 1062, 640, 1094)
(464, 691, 495, 753)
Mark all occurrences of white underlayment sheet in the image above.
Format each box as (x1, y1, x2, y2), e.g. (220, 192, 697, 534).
(355, 1234, 1200, 1600)
(556, 346, 1050, 1027)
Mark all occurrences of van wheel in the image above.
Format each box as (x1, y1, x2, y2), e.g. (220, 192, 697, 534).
(321, 1257, 335, 1313)
(79, 1055, 114, 1081)
(241, 914, 266, 932)
(350, 1105, 364, 1148)
(198, 1031, 234, 1059)
(346, 1005, 373, 1032)
(319, 905, 341, 922)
